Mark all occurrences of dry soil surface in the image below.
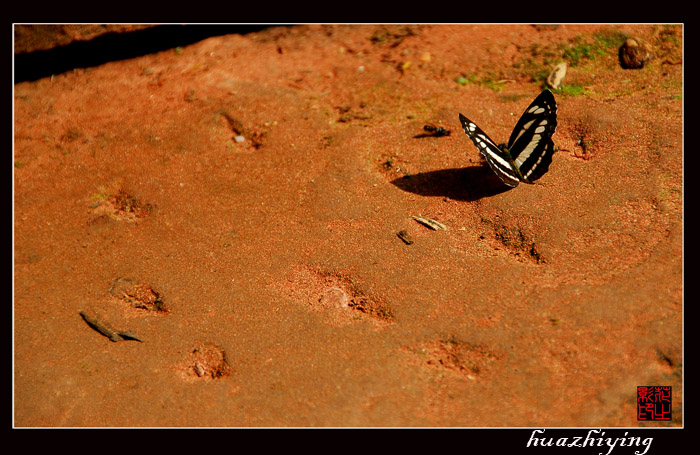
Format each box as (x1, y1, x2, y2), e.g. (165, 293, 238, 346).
(13, 24, 683, 427)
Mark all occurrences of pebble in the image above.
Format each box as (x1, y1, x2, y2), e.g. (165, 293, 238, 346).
(619, 38, 653, 69)
(194, 362, 206, 377)
(319, 287, 350, 308)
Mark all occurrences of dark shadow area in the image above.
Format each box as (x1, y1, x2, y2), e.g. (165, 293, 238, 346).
(390, 165, 512, 201)
(14, 24, 282, 83)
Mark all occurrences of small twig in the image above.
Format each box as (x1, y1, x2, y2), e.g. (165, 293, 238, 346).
(397, 230, 414, 245)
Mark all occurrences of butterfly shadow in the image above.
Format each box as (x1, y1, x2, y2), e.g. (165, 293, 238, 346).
(390, 164, 511, 202)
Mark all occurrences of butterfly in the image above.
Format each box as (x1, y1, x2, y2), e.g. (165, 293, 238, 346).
(458, 90, 558, 187)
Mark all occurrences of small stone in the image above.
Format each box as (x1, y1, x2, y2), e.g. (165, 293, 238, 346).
(193, 362, 206, 377)
(234, 135, 246, 143)
(619, 38, 653, 69)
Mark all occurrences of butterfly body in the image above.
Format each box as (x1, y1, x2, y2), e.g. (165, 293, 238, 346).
(458, 90, 557, 187)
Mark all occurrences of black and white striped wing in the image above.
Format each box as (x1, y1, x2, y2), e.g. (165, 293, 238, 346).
(505, 90, 557, 183)
(458, 113, 522, 187)
(458, 90, 558, 188)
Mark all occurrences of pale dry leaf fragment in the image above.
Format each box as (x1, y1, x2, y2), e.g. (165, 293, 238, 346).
(79, 311, 143, 342)
(546, 62, 567, 90)
(412, 215, 447, 230)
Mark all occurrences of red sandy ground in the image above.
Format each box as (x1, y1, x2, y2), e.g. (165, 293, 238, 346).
(13, 24, 682, 427)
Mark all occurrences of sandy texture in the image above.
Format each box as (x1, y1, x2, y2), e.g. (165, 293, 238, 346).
(14, 24, 682, 427)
